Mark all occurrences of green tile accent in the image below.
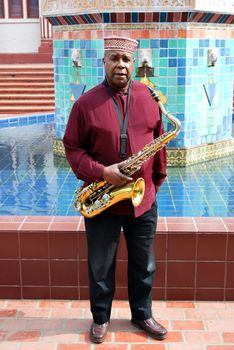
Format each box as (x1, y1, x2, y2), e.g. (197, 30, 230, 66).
(141, 39, 150, 48)
(177, 95, 185, 104)
(168, 77, 177, 85)
(169, 39, 177, 48)
(159, 68, 168, 76)
(178, 39, 186, 48)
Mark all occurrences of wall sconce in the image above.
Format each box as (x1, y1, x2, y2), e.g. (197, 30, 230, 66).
(207, 48, 217, 67)
(136, 48, 154, 77)
(71, 48, 82, 67)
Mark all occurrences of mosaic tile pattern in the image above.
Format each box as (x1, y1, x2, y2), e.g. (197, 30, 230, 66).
(52, 23, 234, 155)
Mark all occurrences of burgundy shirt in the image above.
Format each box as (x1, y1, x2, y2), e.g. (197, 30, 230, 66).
(63, 80, 167, 217)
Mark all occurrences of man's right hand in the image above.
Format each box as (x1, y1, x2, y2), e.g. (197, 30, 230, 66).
(103, 163, 132, 186)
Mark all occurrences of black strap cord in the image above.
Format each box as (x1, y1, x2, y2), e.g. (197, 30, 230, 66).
(103, 78, 131, 160)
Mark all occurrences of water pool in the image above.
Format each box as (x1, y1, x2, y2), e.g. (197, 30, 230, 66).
(0, 122, 233, 217)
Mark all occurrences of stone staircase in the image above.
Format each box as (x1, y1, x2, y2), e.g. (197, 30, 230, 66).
(0, 64, 55, 115)
(0, 39, 53, 64)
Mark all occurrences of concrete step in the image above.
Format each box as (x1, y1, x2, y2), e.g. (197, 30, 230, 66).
(0, 106, 54, 112)
(0, 77, 54, 82)
(38, 46, 53, 54)
(0, 71, 54, 78)
(1, 99, 54, 106)
(0, 64, 54, 69)
(0, 88, 54, 94)
(0, 82, 54, 88)
(0, 94, 54, 100)
(0, 40, 53, 64)
(0, 53, 53, 64)
(0, 64, 54, 73)
(0, 63, 55, 115)
(41, 39, 53, 45)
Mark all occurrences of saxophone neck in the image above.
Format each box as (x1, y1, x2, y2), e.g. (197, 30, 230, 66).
(147, 86, 181, 136)
(165, 110, 181, 136)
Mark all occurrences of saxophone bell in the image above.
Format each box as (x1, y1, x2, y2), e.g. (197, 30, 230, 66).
(76, 177, 145, 218)
(129, 177, 145, 207)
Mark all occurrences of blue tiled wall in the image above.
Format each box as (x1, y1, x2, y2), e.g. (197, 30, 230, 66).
(0, 113, 55, 129)
(53, 30, 234, 149)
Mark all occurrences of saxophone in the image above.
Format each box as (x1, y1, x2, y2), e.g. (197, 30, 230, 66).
(74, 87, 181, 218)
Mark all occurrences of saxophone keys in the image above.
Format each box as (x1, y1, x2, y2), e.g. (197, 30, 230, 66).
(74, 201, 81, 211)
(86, 207, 94, 214)
(93, 194, 110, 209)
(102, 193, 111, 204)
(75, 187, 82, 194)
(93, 200, 102, 209)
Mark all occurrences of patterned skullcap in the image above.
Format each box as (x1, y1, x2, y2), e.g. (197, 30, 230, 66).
(104, 36, 138, 55)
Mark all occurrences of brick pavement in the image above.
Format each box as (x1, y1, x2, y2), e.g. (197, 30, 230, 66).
(0, 300, 234, 349)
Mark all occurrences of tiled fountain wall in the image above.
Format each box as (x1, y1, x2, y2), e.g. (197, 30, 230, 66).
(41, 0, 234, 165)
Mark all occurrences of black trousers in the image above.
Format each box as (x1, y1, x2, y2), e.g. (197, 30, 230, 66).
(84, 202, 158, 324)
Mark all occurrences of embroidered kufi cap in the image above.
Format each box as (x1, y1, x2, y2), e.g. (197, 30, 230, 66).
(104, 36, 138, 55)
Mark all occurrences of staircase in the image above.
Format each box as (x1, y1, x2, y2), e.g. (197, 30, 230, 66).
(0, 39, 53, 64)
(0, 64, 55, 115)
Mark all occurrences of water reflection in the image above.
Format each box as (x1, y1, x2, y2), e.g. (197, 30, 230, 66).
(0, 123, 233, 217)
(0, 124, 59, 215)
(160, 156, 234, 217)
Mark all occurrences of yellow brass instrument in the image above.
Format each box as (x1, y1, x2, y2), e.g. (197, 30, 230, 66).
(74, 87, 181, 218)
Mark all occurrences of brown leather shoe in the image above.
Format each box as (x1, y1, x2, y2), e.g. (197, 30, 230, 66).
(131, 317, 167, 340)
(90, 321, 109, 343)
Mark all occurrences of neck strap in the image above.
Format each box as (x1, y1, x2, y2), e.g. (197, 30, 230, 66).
(103, 79, 132, 160)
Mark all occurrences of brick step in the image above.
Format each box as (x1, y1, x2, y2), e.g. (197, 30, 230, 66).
(0, 88, 54, 94)
(0, 106, 55, 113)
(0, 94, 54, 100)
(1, 99, 54, 106)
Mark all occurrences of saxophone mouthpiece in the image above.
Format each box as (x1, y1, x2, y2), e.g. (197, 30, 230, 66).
(147, 86, 160, 102)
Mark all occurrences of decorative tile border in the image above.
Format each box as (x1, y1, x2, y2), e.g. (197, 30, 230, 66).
(0, 113, 55, 129)
(53, 22, 234, 39)
(53, 138, 234, 167)
(53, 23, 234, 41)
(47, 11, 234, 26)
(167, 139, 234, 166)
(53, 138, 66, 157)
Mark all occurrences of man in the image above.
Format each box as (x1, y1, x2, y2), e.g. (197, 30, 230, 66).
(63, 36, 167, 343)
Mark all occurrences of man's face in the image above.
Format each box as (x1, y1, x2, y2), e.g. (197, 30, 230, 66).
(103, 50, 135, 90)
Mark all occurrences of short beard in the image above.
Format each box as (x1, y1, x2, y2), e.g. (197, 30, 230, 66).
(106, 75, 130, 91)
